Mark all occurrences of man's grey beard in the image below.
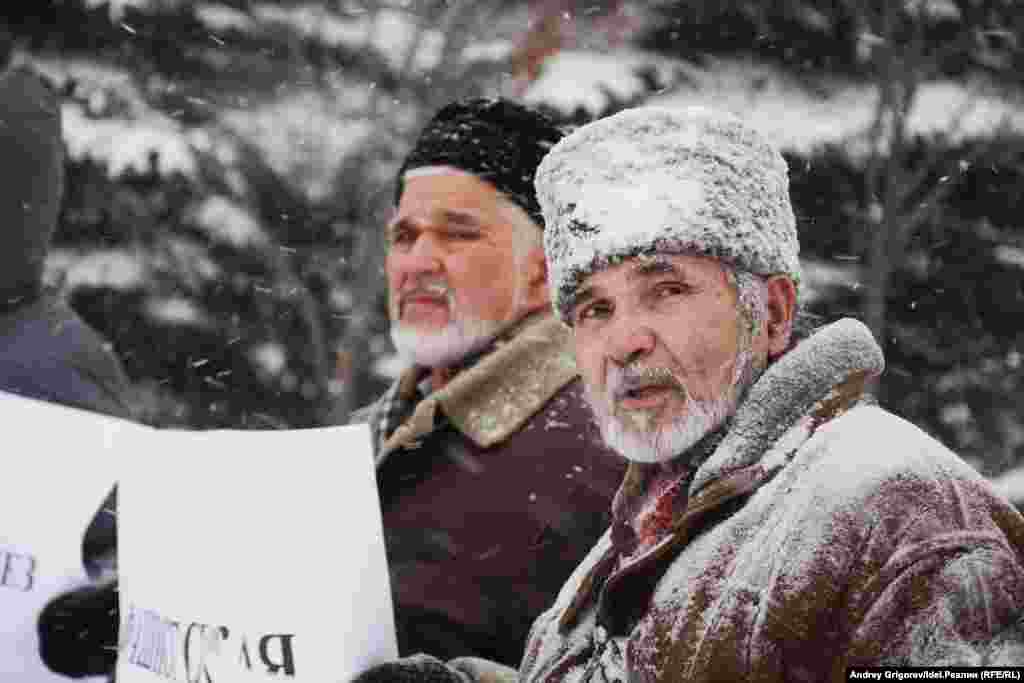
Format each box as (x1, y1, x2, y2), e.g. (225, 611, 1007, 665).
(391, 314, 506, 369)
(585, 353, 761, 465)
(585, 382, 735, 464)
(390, 268, 531, 370)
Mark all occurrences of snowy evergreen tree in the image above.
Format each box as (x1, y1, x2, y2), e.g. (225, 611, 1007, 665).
(3, 1, 1023, 476)
(0, 0, 677, 428)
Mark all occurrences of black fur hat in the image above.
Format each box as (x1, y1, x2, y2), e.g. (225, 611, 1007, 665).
(395, 97, 564, 227)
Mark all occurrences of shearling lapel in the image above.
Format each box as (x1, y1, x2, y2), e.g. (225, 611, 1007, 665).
(689, 318, 884, 496)
(380, 313, 579, 457)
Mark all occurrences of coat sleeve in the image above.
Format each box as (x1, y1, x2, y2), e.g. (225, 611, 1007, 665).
(983, 614, 1024, 664)
(841, 509, 1024, 667)
(798, 410, 1024, 669)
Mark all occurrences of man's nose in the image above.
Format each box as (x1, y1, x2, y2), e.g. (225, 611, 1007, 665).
(606, 315, 656, 367)
(396, 233, 443, 277)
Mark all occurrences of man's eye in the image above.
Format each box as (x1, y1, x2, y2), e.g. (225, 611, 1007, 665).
(446, 229, 480, 241)
(574, 302, 612, 325)
(391, 229, 415, 246)
(654, 282, 688, 299)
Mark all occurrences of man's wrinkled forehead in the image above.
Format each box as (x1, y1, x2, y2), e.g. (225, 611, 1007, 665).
(569, 254, 661, 300)
(396, 165, 508, 212)
(391, 166, 538, 241)
(569, 252, 732, 310)
(392, 167, 496, 217)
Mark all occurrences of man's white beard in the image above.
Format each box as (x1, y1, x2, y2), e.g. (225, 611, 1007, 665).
(390, 269, 528, 370)
(391, 315, 506, 369)
(586, 387, 736, 464)
(585, 352, 759, 465)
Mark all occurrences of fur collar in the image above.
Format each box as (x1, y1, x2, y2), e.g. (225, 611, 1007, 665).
(690, 317, 884, 495)
(381, 313, 578, 456)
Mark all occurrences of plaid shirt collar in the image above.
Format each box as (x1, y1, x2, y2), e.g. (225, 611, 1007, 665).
(364, 365, 428, 464)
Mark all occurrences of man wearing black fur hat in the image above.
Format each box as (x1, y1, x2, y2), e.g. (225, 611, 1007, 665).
(339, 98, 625, 666)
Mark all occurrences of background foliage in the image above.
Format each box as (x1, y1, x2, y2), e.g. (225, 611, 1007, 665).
(2, 0, 1023, 482)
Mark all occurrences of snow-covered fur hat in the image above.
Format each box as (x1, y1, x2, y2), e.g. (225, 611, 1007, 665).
(536, 105, 801, 323)
(396, 97, 564, 226)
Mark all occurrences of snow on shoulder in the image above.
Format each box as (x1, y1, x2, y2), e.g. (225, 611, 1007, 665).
(811, 404, 970, 492)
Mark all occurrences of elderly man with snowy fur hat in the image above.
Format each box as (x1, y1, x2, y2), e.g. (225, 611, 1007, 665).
(354, 106, 1024, 681)
(341, 97, 625, 667)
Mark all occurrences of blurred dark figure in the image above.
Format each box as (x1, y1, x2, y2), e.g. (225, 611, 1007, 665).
(0, 64, 128, 682)
(0, 66, 131, 418)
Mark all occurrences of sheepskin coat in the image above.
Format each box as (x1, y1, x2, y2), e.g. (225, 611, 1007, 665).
(453, 318, 1024, 682)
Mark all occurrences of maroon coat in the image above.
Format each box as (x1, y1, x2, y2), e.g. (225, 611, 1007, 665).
(368, 314, 626, 666)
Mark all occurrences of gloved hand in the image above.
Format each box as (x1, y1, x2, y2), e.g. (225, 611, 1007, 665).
(37, 573, 118, 679)
(351, 654, 468, 683)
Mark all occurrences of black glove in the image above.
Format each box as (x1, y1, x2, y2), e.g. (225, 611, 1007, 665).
(37, 575, 118, 679)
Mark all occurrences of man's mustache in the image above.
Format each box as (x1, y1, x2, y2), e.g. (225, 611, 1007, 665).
(606, 365, 686, 403)
(397, 280, 452, 312)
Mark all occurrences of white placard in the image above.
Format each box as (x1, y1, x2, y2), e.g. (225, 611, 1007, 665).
(0, 391, 130, 682)
(117, 423, 396, 683)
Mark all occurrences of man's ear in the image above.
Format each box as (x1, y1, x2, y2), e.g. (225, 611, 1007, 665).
(521, 245, 550, 314)
(764, 275, 798, 359)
